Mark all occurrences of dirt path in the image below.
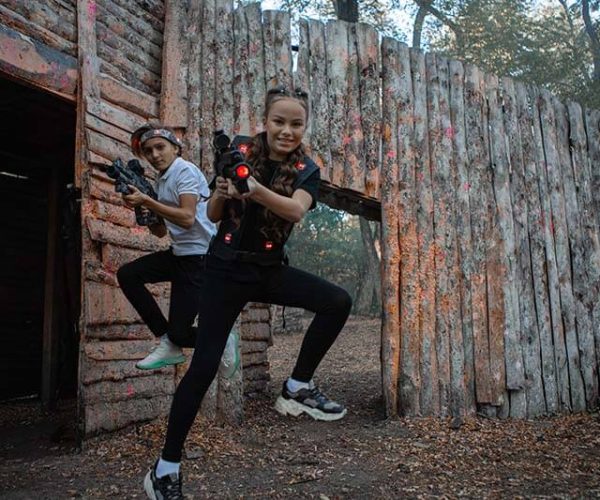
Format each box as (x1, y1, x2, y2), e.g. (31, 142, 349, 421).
(2, 317, 600, 498)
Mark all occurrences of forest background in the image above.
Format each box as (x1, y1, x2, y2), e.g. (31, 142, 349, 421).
(256, 0, 600, 317)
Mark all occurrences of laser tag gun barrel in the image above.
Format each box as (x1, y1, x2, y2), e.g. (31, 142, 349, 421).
(212, 130, 253, 194)
(104, 158, 160, 226)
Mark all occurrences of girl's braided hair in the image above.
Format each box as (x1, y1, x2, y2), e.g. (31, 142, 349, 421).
(242, 86, 310, 244)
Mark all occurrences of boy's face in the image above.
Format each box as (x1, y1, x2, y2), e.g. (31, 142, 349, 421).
(263, 98, 307, 161)
(141, 137, 179, 171)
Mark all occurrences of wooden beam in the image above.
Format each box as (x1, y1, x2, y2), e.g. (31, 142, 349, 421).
(41, 168, 60, 408)
(0, 23, 77, 100)
(159, 0, 188, 127)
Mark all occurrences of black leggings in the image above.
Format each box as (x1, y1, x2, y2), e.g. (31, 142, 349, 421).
(161, 259, 352, 461)
(116, 250, 205, 347)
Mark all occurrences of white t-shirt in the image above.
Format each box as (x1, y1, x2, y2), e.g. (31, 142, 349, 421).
(155, 157, 216, 256)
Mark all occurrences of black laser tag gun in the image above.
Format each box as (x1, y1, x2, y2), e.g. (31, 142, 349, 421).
(212, 130, 253, 194)
(105, 158, 160, 226)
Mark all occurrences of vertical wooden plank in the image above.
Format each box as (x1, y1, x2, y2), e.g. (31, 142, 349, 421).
(397, 43, 421, 416)
(426, 53, 450, 416)
(295, 19, 310, 106)
(76, 0, 101, 186)
(41, 168, 60, 407)
(583, 109, 600, 391)
(263, 9, 292, 90)
(214, 0, 235, 138)
(554, 98, 596, 410)
(586, 109, 600, 230)
(200, 0, 217, 173)
(356, 23, 380, 199)
(305, 19, 331, 181)
(326, 19, 349, 188)
(539, 90, 586, 411)
(463, 64, 493, 406)
(245, 3, 266, 134)
(449, 59, 475, 414)
(185, 0, 202, 168)
(160, 0, 188, 127)
(380, 37, 401, 417)
(232, 4, 247, 137)
(504, 78, 546, 417)
(343, 23, 365, 193)
(517, 83, 556, 414)
(411, 49, 438, 416)
(436, 55, 466, 417)
(486, 74, 525, 417)
(533, 89, 572, 412)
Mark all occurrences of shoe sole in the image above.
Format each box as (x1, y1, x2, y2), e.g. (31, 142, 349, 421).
(136, 355, 186, 371)
(143, 470, 157, 500)
(274, 396, 347, 421)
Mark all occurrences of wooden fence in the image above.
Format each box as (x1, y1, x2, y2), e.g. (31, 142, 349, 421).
(195, 2, 600, 418)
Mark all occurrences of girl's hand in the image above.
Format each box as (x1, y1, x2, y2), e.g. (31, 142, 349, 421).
(123, 185, 148, 207)
(227, 177, 256, 200)
(214, 176, 232, 200)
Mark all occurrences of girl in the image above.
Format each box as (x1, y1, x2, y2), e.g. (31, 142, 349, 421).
(117, 124, 216, 370)
(144, 87, 352, 500)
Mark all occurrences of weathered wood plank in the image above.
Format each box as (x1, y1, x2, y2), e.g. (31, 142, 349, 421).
(305, 19, 331, 181)
(426, 53, 451, 416)
(343, 23, 365, 193)
(86, 128, 132, 163)
(87, 198, 136, 228)
(109, 0, 166, 32)
(99, 74, 159, 119)
(99, 0, 163, 46)
(326, 20, 349, 188)
(504, 78, 546, 417)
(449, 59, 475, 413)
(436, 55, 465, 417)
(356, 23, 380, 199)
(82, 374, 173, 404)
(86, 323, 153, 341)
(411, 49, 438, 415)
(532, 88, 571, 412)
(81, 356, 171, 385)
(84, 395, 172, 435)
(214, 0, 235, 158)
(569, 102, 600, 409)
(0, 4, 77, 57)
(160, 0, 188, 127)
(86, 217, 169, 252)
(395, 42, 421, 416)
(552, 96, 591, 412)
(380, 37, 402, 417)
(199, 0, 217, 175)
(263, 9, 292, 90)
(0, 23, 77, 99)
(86, 112, 131, 145)
(185, 0, 203, 167)
(515, 83, 555, 414)
(539, 90, 585, 411)
(87, 96, 146, 134)
(244, 3, 266, 136)
(486, 74, 525, 417)
(463, 64, 493, 405)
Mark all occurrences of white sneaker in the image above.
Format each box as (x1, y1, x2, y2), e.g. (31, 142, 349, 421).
(136, 336, 185, 370)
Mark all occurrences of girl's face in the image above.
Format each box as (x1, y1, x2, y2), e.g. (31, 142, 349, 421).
(141, 137, 179, 171)
(264, 98, 307, 161)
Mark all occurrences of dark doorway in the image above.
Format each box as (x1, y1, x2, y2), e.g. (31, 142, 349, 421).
(0, 77, 80, 408)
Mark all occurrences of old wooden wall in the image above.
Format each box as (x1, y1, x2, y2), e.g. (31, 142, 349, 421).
(201, 2, 600, 419)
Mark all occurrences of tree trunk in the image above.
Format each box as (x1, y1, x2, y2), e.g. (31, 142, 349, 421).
(412, 2, 430, 49)
(332, 0, 359, 22)
(354, 217, 381, 316)
(582, 0, 600, 81)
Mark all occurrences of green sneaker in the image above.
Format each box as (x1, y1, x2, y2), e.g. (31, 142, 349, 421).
(136, 336, 185, 370)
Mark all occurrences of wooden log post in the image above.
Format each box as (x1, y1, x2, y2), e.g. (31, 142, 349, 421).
(448, 59, 476, 414)
(396, 43, 421, 416)
(411, 49, 438, 416)
(504, 78, 546, 417)
(485, 74, 525, 418)
(380, 37, 402, 417)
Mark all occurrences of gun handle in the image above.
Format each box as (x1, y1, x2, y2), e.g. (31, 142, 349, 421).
(115, 181, 131, 195)
(235, 179, 250, 194)
(134, 206, 160, 226)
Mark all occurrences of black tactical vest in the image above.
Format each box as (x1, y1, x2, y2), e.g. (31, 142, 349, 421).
(210, 136, 319, 265)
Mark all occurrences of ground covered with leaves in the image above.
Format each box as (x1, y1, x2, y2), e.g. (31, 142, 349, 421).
(2, 317, 600, 498)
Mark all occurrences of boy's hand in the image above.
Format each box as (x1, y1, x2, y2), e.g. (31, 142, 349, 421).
(123, 185, 147, 207)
